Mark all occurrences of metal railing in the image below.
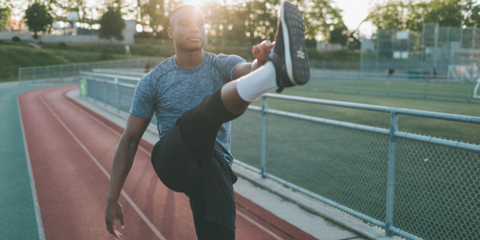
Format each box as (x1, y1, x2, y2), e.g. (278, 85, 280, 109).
(80, 71, 480, 240)
(18, 57, 163, 85)
(307, 70, 480, 103)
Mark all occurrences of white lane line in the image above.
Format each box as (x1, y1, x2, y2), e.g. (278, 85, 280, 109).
(236, 210, 285, 240)
(39, 94, 167, 240)
(17, 96, 46, 240)
(64, 89, 286, 239)
(62, 94, 151, 155)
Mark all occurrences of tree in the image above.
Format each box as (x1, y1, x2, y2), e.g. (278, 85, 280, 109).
(367, 0, 477, 31)
(141, 0, 166, 38)
(366, 0, 408, 30)
(0, 8, 10, 30)
(98, 6, 126, 42)
(329, 23, 348, 46)
(300, 0, 343, 40)
(24, 3, 53, 39)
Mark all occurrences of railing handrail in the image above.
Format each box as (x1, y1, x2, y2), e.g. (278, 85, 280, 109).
(80, 71, 141, 82)
(18, 58, 155, 70)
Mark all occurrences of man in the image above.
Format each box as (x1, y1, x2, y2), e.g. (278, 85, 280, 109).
(105, 1, 309, 239)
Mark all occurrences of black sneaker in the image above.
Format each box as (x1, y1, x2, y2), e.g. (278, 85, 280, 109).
(268, 1, 310, 93)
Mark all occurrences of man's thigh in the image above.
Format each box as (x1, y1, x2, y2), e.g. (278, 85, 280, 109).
(151, 123, 209, 193)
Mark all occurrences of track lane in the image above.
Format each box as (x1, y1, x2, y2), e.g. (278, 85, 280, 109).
(20, 85, 318, 240)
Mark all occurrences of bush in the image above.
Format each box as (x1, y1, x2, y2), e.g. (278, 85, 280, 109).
(59, 42, 66, 48)
(99, 51, 112, 60)
(12, 36, 22, 42)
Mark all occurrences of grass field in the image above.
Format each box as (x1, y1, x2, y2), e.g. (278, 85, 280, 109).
(306, 79, 477, 102)
(248, 88, 480, 145)
(0, 42, 132, 82)
(231, 88, 480, 240)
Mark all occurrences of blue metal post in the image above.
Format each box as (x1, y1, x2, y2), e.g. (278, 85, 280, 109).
(424, 79, 428, 99)
(468, 79, 472, 102)
(261, 95, 268, 178)
(104, 81, 108, 107)
(386, 111, 399, 237)
(116, 78, 120, 113)
(357, 78, 361, 94)
(387, 81, 390, 96)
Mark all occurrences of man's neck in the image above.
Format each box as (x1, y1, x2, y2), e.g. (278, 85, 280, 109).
(175, 49, 204, 69)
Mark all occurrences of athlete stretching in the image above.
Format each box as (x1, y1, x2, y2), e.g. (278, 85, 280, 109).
(105, 1, 310, 239)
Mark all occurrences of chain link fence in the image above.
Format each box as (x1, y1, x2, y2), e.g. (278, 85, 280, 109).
(18, 58, 163, 84)
(306, 69, 480, 103)
(80, 71, 480, 239)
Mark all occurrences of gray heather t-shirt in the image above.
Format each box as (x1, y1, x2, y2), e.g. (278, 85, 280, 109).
(130, 52, 246, 164)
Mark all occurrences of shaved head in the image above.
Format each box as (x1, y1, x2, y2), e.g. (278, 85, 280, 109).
(169, 4, 203, 28)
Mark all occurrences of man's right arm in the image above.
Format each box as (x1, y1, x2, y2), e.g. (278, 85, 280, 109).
(105, 114, 151, 238)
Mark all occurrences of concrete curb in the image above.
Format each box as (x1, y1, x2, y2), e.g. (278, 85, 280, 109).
(232, 164, 398, 240)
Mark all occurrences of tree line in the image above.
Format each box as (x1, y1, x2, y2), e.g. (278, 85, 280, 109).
(1, 0, 348, 45)
(3, 0, 480, 46)
(367, 0, 480, 32)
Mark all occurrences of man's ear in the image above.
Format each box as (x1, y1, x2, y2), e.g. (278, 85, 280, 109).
(167, 27, 173, 39)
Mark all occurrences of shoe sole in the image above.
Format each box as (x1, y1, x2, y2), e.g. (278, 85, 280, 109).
(280, 1, 310, 86)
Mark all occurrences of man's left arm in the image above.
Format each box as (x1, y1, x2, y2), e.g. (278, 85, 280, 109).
(232, 40, 274, 80)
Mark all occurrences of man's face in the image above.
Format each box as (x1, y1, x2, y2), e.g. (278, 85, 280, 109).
(168, 8, 205, 52)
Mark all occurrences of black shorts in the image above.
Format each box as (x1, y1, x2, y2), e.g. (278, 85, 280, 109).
(151, 122, 238, 233)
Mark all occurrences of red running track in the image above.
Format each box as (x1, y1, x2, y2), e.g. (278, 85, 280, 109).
(19, 85, 318, 240)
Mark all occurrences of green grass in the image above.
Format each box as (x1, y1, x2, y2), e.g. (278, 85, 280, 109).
(0, 42, 136, 82)
(245, 85, 480, 145)
(231, 89, 480, 240)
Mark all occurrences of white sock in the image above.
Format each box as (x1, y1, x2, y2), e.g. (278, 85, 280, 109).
(236, 61, 277, 102)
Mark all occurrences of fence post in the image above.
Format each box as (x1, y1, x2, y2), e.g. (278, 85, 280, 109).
(357, 77, 361, 94)
(60, 65, 63, 80)
(47, 66, 49, 82)
(424, 79, 428, 99)
(385, 111, 399, 237)
(93, 81, 97, 103)
(387, 81, 390, 96)
(19, 68, 21, 85)
(467, 79, 472, 102)
(73, 64, 77, 79)
(261, 95, 268, 178)
(104, 80, 108, 107)
(116, 78, 120, 113)
(33, 67, 36, 83)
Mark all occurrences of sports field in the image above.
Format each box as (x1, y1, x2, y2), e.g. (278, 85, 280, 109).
(306, 79, 477, 101)
(248, 87, 479, 145)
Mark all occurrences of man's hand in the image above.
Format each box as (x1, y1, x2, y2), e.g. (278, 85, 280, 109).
(105, 200, 125, 238)
(251, 40, 275, 71)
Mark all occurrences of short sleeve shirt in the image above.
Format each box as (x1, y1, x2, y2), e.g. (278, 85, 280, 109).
(130, 52, 246, 163)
